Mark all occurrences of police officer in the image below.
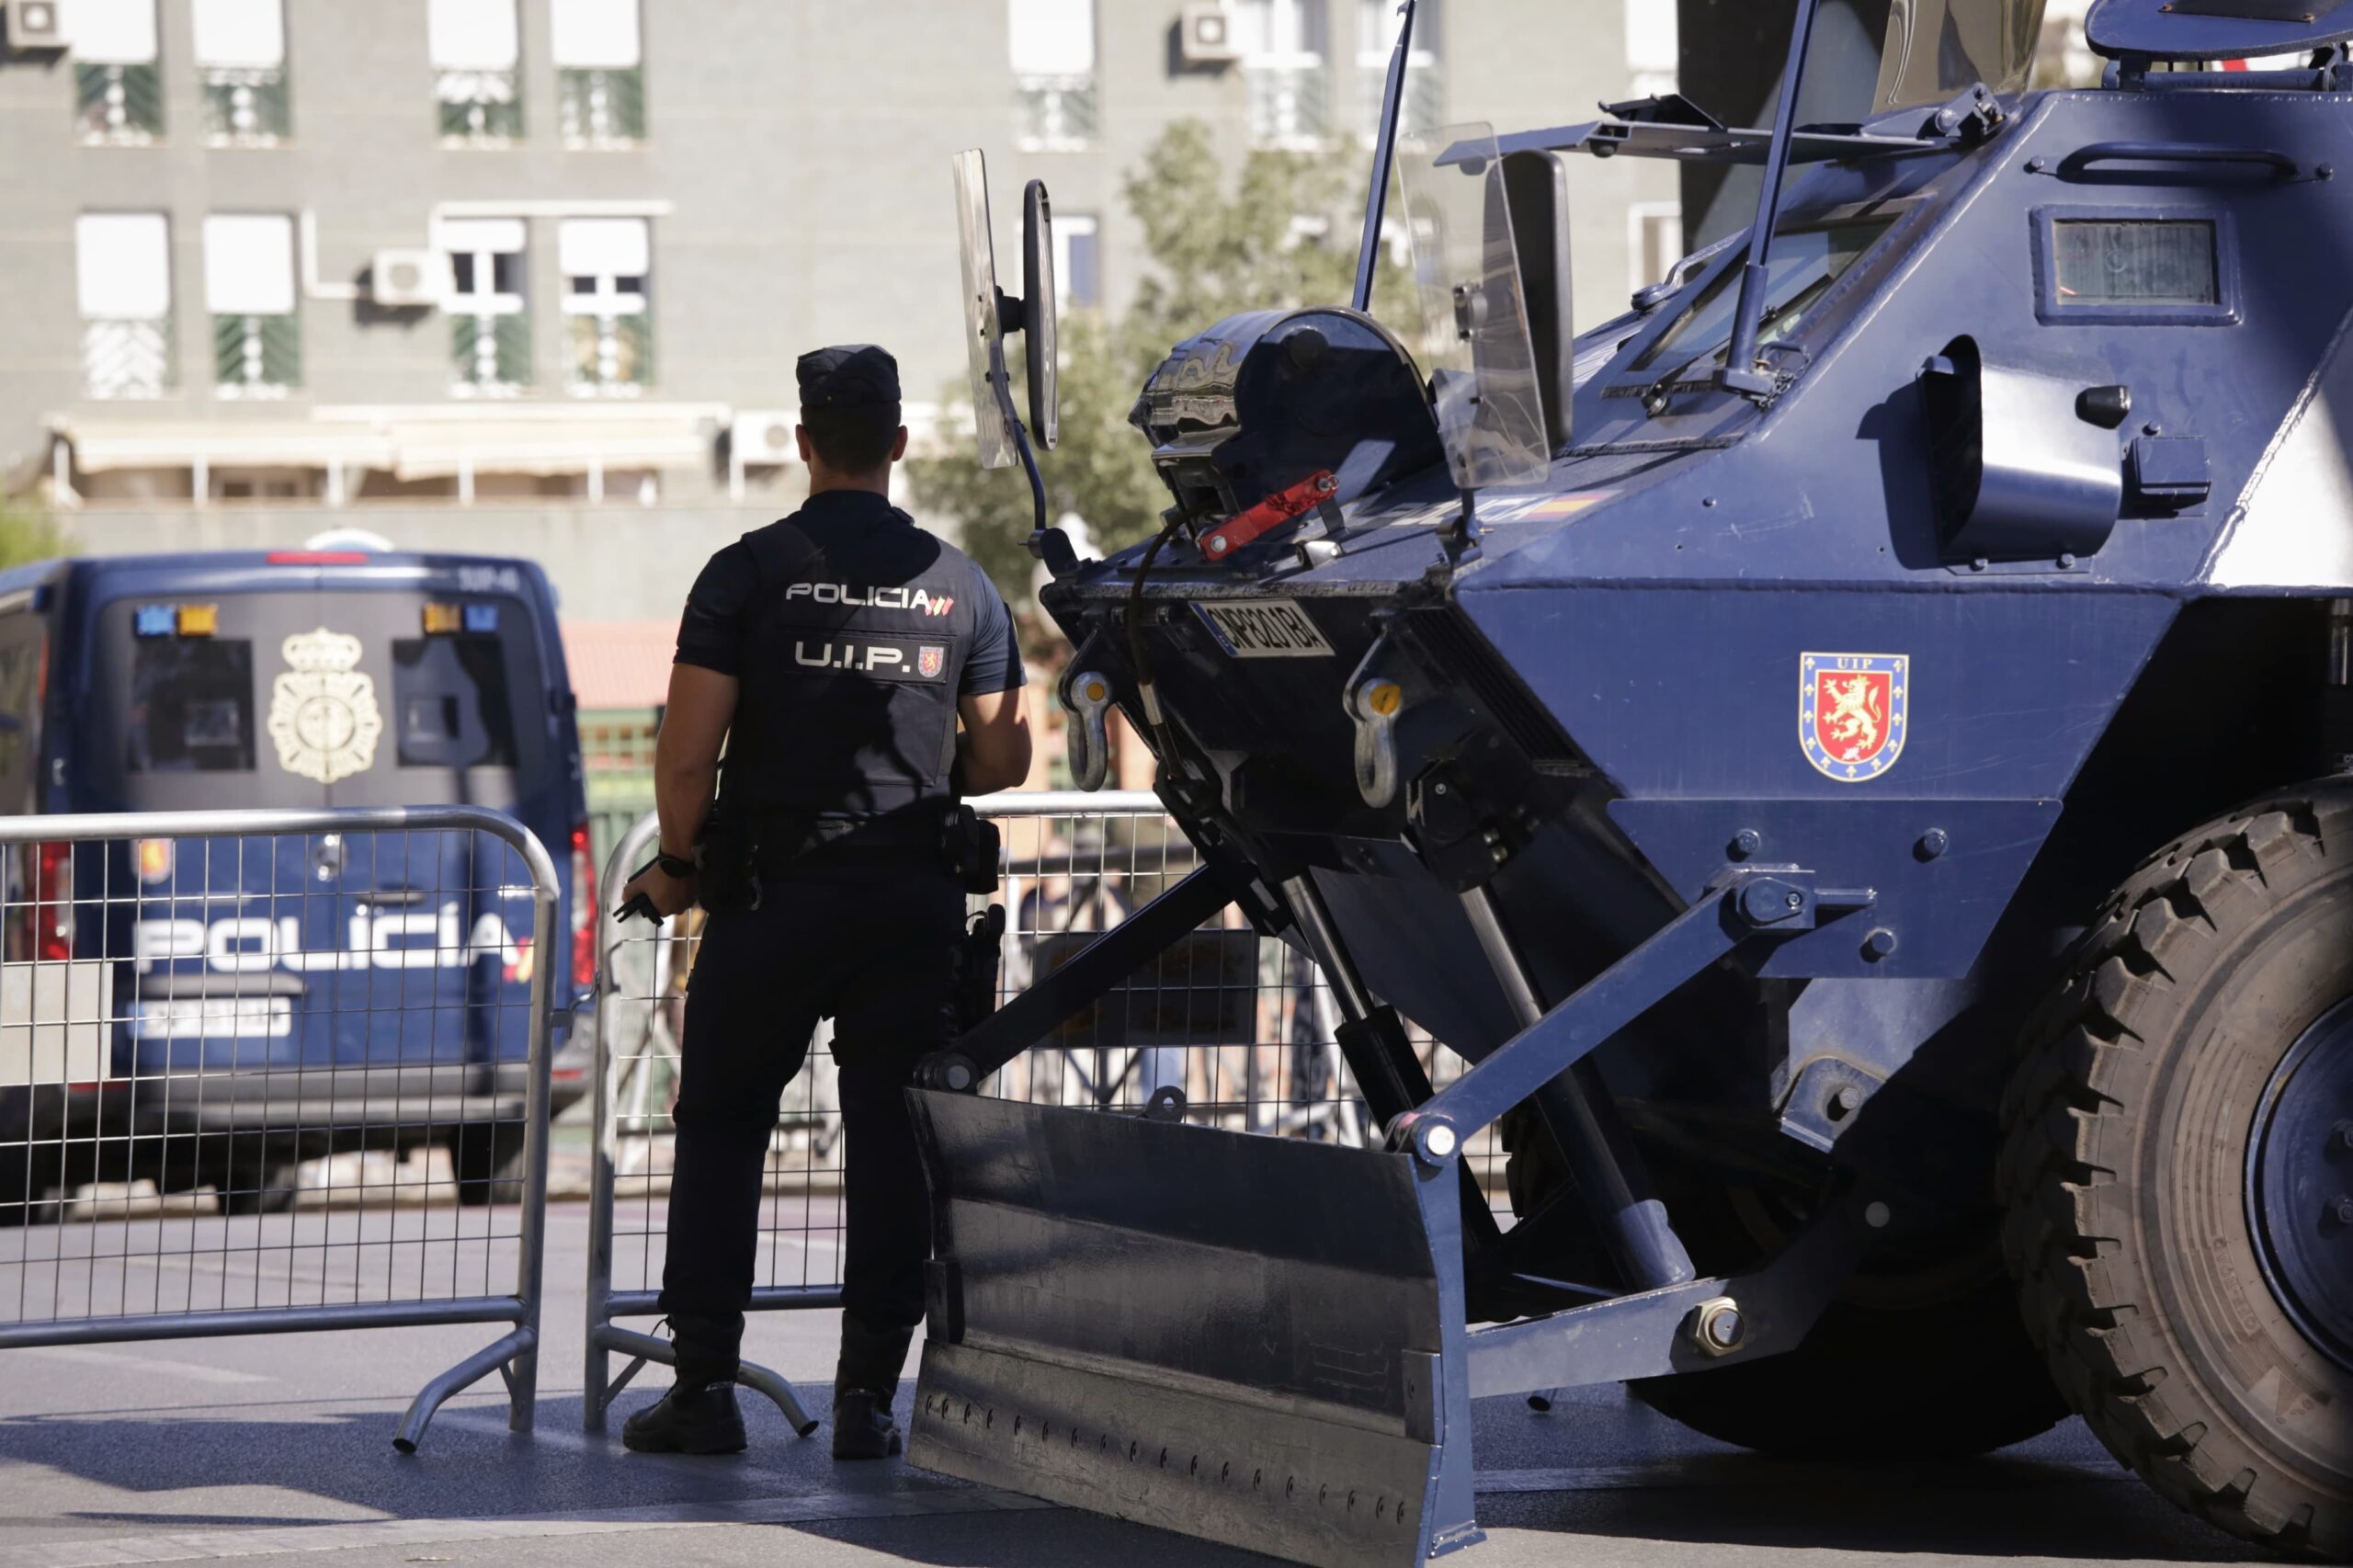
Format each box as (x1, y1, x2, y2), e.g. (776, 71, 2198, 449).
(618, 345, 1031, 1459)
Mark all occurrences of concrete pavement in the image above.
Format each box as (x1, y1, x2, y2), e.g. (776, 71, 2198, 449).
(0, 1203, 2273, 1568)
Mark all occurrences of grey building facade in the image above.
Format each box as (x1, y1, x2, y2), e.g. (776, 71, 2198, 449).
(0, 0, 1676, 619)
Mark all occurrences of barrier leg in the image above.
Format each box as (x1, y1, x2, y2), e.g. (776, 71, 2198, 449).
(393, 1324, 538, 1454)
(595, 1324, 820, 1437)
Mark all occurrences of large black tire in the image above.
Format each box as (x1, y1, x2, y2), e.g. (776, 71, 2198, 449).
(1999, 795, 2353, 1559)
(1501, 1110, 2066, 1458)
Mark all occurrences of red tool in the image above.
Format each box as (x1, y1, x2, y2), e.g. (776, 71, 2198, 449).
(1199, 470, 1338, 562)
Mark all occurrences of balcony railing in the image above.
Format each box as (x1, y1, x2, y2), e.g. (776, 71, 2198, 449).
(83, 318, 175, 401)
(568, 313, 652, 395)
(1358, 59, 1441, 142)
(1246, 60, 1330, 148)
(452, 313, 532, 394)
(558, 67, 645, 146)
(202, 65, 290, 143)
(437, 69, 522, 142)
(1016, 73, 1098, 150)
(213, 313, 301, 398)
(75, 63, 163, 142)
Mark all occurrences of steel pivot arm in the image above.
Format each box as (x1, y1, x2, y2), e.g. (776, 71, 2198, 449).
(917, 865, 1238, 1090)
(1389, 870, 1864, 1168)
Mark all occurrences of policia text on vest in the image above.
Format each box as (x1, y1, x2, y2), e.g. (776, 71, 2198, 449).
(613, 345, 1033, 1460)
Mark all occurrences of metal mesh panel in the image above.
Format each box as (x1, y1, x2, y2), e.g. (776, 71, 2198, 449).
(0, 824, 542, 1325)
(589, 797, 1498, 1313)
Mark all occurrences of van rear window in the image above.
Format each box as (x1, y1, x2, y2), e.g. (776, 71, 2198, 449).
(392, 636, 517, 768)
(126, 640, 256, 773)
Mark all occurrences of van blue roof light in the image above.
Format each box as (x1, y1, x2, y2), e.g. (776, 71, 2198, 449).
(134, 604, 176, 637)
(463, 603, 499, 634)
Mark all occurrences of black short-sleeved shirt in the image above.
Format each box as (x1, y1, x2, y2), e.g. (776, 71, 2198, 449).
(675, 490, 1022, 817)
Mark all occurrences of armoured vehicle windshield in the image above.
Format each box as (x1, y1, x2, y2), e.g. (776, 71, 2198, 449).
(1804, 0, 2048, 121)
(1634, 214, 1896, 379)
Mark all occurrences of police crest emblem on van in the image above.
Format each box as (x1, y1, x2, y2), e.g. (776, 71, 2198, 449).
(1801, 653, 1908, 782)
(267, 628, 382, 785)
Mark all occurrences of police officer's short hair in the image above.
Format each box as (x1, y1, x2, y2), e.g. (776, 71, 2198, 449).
(798, 345, 903, 474)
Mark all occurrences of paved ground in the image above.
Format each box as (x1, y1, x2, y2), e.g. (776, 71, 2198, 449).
(0, 1203, 2275, 1568)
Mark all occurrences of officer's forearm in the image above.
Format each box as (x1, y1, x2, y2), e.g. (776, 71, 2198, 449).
(654, 752, 720, 857)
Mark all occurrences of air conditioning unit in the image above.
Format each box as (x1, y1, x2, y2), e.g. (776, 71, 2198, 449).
(733, 410, 799, 466)
(369, 248, 450, 309)
(1178, 2, 1238, 66)
(6, 0, 67, 50)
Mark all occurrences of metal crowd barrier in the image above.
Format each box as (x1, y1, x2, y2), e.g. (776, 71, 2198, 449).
(0, 807, 558, 1451)
(582, 791, 1493, 1433)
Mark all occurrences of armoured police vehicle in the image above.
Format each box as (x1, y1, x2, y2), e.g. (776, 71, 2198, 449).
(0, 549, 594, 1218)
(913, 0, 2352, 1561)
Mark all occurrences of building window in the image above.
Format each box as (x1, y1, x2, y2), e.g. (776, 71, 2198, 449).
(552, 0, 644, 146)
(1234, 0, 1330, 148)
(76, 212, 174, 400)
(1630, 200, 1685, 293)
(430, 0, 521, 142)
(204, 214, 300, 397)
(1625, 0, 1677, 97)
(559, 218, 651, 395)
(66, 0, 163, 142)
(1357, 0, 1438, 142)
(192, 0, 287, 143)
(1055, 212, 1100, 312)
(1009, 0, 1096, 151)
(441, 217, 531, 394)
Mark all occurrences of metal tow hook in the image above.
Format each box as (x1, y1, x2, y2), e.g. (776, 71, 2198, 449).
(1060, 666, 1115, 792)
(1349, 677, 1404, 808)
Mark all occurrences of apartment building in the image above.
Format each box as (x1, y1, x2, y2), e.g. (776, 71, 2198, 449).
(0, 0, 1677, 618)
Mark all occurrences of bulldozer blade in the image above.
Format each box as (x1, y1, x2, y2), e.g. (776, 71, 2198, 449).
(906, 1089, 1482, 1568)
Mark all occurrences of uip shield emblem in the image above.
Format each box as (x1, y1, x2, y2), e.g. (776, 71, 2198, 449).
(917, 645, 946, 679)
(1802, 653, 1907, 782)
(267, 628, 382, 785)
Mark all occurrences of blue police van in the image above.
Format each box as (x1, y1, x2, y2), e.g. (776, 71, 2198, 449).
(0, 548, 596, 1215)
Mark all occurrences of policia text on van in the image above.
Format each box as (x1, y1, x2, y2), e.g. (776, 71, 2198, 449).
(618, 345, 1032, 1460)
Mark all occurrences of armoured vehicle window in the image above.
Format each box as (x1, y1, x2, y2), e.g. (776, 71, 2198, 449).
(125, 639, 256, 774)
(392, 635, 518, 769)
(2052, 220, 2219, 308)
(1634, 220, 1894, 372)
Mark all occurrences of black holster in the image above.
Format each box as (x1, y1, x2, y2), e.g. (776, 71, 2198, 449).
(953, 903, 1006, 1034)
(941, 804, 1001, 895)
(697, 810, 761, 914)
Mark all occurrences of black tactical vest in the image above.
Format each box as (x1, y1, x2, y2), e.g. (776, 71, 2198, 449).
(722, 500, 983, 823)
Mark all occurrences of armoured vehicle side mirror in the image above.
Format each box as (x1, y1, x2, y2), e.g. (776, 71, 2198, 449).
(1398, 122, 1552, 492)
(950, 150, 1060, 470)
(1020, 180, 1059, 451)
(1921, 335, 2123, 564)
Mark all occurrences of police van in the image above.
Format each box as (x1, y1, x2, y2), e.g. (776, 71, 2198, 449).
(0, 548, 595, 1214)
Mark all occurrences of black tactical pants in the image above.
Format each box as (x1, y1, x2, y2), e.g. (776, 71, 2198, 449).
(659, 859, 964, 1389)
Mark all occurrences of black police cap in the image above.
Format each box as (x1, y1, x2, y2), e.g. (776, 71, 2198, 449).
(797, 345, 902, 414)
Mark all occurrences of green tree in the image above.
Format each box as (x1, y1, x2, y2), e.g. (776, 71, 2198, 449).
(0, 499, 66, 571)
(909, 120, 1412, 606)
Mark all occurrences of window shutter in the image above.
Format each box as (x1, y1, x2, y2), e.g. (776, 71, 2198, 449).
(63, 0, 158, 64)
(559, 218, 650, 278)
(1007, 0, 1094, 75)
(191, 0, 284, 68)
(76, 213, 172, 319)
(428, 0, 519, 70)
(203, 214, 296, 315)
(551, 0, 642, 68)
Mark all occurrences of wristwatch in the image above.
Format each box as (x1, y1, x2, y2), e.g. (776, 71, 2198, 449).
(654, 849, 697, 879)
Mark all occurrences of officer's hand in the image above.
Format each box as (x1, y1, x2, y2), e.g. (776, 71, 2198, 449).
(621, 864, 699, 919)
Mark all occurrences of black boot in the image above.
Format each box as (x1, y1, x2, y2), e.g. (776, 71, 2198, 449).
(832, 1315, 915, 1460)
(622, 1379, 747, 1455)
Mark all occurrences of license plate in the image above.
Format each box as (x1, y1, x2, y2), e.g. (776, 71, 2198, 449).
(134, 996, 292, 1040)
(1194, 598, 1335, 659)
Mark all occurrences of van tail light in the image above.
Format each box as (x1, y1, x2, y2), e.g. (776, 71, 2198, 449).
(571, 823, 597, 987)
(20, 842, 72, 962)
